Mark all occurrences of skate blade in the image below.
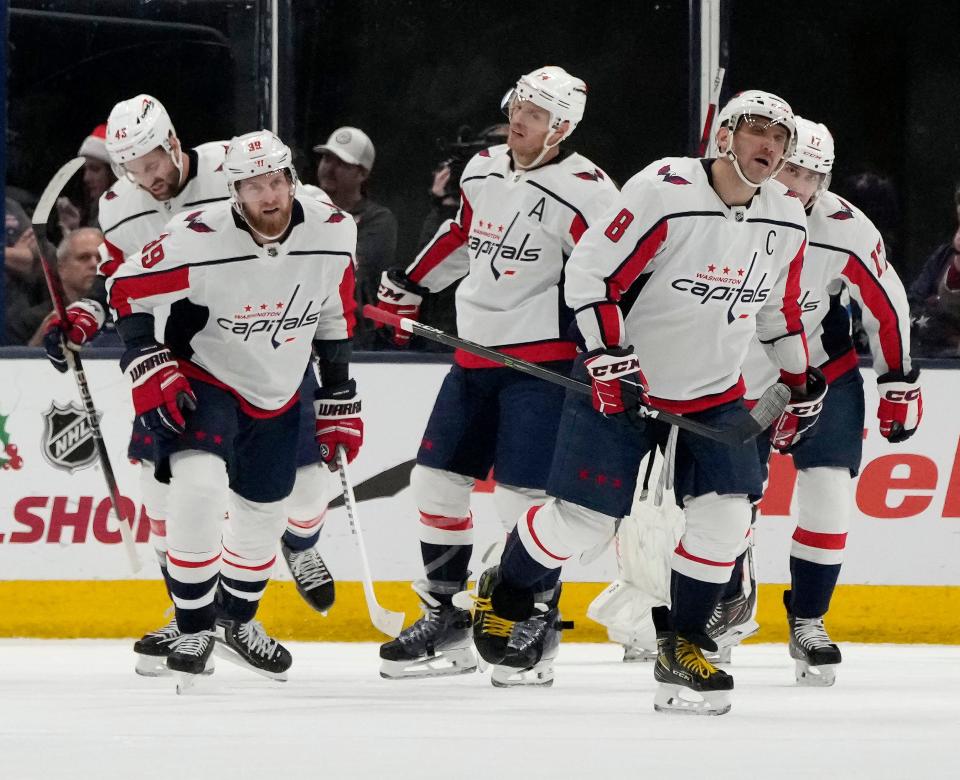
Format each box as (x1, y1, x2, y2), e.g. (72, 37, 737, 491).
(705, 646, 732, 665)
(213, 643, 289, 682)
(379, 648, 477, 680)
(795, 660, 838, 687)
(622, 646, 657, 663)
(137, 653, 215, 677)
(653, 683, 731, 716)
(490, 662, 554, 688)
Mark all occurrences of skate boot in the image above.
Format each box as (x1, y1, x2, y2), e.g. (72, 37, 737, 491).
(133, 615, 180, 676)
(492, 585, 571, 688)
(281, 540, 335, 614)
(652, 609, 732, 716)
(215, 618, 293, 681)
(705, 551, 759, 665)
(784, 591, 841, 686)
(379, 581, 476, 679)
(470, 567, 522, 667)
(166, 629, 216, 694)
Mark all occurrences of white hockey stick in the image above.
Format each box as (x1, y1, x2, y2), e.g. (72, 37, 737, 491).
(336, 445, 405, 638)
(34, 157, 141, 573)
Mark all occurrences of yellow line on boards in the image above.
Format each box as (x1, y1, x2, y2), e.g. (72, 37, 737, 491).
(1, 581, 957, 643)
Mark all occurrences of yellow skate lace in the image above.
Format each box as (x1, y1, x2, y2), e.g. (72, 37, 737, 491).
(676, 639, 720, 679)
(472, 595, 515, 638)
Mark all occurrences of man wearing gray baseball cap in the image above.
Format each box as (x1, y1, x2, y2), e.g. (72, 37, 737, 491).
(314, 127, 398, 349)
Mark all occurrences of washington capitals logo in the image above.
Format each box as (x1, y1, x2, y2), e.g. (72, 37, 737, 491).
(185, 211, 215, 233)
(574, 169, 605, 182)
(326, 211, 347, 223)
(828, 198, 855, 221)
(657, 165, 690, 185)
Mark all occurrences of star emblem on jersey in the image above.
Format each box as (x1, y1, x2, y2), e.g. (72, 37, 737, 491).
(657, 165, 690, 185)
(574, 169, 605, 182)
(828, 198, 855, 220)
(185, 210, 215, 233)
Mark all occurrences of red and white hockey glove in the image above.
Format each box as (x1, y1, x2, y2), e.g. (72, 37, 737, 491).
(583, 347, 650, 424)
(314, 379, 364, 468)
(43, 298, 106, 373)
(120, 344, 196, 439)
(770, 367, 827, 453)
(375, 270, 423, 348)
(877, 368, 922, 443)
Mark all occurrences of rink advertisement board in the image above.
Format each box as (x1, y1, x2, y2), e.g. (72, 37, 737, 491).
(1, 358, 959, 640)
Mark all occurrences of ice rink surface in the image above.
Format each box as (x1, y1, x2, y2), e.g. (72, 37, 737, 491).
(1, 640, 955, 780)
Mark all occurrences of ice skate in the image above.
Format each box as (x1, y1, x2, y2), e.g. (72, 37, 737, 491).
(379, 581, 476, 679)
(281, 540, 335, 614)
(652, 608, 732, 716)
(491, 584, 570, 688)
(621, 640, 658, 663)
(785, 591, 841, 687)
(707, 547, 759, 656)
(214, 618, 292, 681)
(133, 615, 180, 677)
(469, 567, 519, 667)
(166, 629, 216, 694)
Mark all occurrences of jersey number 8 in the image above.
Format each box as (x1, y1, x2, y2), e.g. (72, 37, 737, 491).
(604, 209, 635, 243)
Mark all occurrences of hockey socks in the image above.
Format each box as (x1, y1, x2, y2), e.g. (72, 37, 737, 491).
(788, 556, 841, 618)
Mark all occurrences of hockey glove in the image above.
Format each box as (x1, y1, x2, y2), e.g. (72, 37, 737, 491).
(877, 368, 922, 443)
(43, 298, 106, 373)
(770, 366, 827, 453)
(120, 344, 196, 439)
(375, 269, 424, 347)
(583, 347, 650, 424)
(315, 379, 363, 468)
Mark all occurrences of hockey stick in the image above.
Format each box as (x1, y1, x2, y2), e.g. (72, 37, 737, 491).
(33, 157, 141, 573)
(364, 305, 789, 446)
(698, 66, 726, 157)
(335, 445, 405, 638)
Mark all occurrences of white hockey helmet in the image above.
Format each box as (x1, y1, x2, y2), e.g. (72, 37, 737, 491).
(224, 129, 297, 191)
(716, 90, 797, 185)
(105, 94, 177, 167)
(507, 65, 587, 138)
(786, 117, 835, 207)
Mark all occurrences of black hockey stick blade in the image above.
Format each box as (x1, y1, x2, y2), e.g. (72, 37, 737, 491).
(363, 305, 787, 446)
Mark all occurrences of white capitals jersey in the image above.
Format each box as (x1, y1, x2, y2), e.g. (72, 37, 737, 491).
(97, 142, 231, 275)
(742, 189, 912, 398)
(406, 145, 618, 367)
(107, 198, 357, 413)
(566, 157, 809, 413)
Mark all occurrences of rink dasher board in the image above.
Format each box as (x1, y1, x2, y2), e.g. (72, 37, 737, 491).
(0, 358, 958, 641)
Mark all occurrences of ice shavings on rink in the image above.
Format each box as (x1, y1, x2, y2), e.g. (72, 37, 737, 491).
(1, 640, 956, 779)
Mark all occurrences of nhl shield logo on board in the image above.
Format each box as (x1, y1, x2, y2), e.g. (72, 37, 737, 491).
(41, 401, 99, 473)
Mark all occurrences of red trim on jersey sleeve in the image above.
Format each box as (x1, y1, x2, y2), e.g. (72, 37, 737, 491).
(780, 239, 807, 337)
(596, 303, 622, 347)
(569, 213, 588, 244)
(109, 266, 190, 317)
(841, 254, 904, 373)
(647, 377, 745, 414)
(338, 260, 357, 337)
(605, 220, 668, 302)
(454, 340, 578, 369)
(98, 238, 126, 278)
(408, 189, 474, 285)
(779, 367, 807, 387)
(179, 361, 300, 419)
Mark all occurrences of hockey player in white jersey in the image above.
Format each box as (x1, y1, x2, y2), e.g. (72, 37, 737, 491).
(374, 66, 618, 685)
(471, 91, 824, 715)
(106, 130, 360, 688)
(712, 117, 921, 685)
(43, 96, 341, 674)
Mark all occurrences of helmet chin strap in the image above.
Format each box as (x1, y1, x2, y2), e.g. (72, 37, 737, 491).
(234, 183, 296, 242)
(513, 113, 566, 171)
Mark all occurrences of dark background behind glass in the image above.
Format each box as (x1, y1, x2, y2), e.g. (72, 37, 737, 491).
(7, 0, 960, 276)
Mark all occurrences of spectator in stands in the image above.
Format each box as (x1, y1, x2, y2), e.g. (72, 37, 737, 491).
(27, 227, 103, 347)
(4, 196, 50, 345)
(312, 127, 398, 349)
(908, 182, 960, 358)
(56, 124, 116, 235)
